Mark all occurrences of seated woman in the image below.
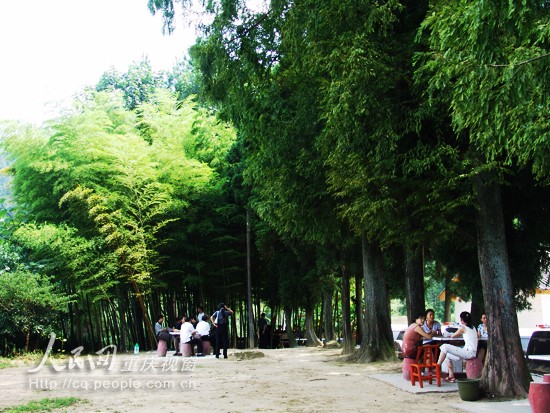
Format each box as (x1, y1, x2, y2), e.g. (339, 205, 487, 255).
(422, 309, 442, 335)
(476, 313, 489, 361)
(477, 313, 489, 339)
(437, 311, 478, 383)
(402, 312, 436, 359)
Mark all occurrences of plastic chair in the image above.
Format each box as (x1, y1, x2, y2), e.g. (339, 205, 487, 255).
(410, 344, 441, 388)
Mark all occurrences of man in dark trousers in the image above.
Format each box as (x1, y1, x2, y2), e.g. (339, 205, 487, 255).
(258, 313, 268, 348)
(211, 303, 233, 359)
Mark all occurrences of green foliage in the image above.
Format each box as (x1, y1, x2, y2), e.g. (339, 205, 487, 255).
(1, 397, 82, 413)
(423, 261, 446, 316)
(1, 79, 239, 349)
(164, 58, 200, 101)
(13, 223, 118, 301)
(417, 0, 550, 181)
(96, 58, 161, 110)
(96, 57, 200, 110)
(0, 265, 71, 339)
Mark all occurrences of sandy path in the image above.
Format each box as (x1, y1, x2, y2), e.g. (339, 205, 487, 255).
(0, 347, 465, 412)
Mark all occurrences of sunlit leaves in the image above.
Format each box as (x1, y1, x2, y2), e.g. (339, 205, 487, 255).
(417, 0, 549, 180)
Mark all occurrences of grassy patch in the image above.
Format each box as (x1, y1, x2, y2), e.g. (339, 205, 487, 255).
(0, 358, 15, 369)
(0, 397, 83, 413)
(0, 352, 68, 370)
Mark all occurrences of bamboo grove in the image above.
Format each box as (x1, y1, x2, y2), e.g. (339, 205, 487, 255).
(1, 0, 549, 398)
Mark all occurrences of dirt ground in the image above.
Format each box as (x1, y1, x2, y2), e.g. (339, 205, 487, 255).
(0, 346, 467, 413)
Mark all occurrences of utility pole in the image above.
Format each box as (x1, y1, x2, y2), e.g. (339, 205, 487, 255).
(246, 209, 255, 348)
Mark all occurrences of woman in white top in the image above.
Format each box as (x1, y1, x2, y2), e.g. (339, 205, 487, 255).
(436, 311, 478, 383)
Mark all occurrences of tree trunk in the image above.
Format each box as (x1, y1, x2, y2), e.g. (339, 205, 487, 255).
(333, 290, 339, 339)
(356, 237, 394, 362)
(354, 271, 363, 345)
(304, 308, 322, 347)
(131, 281, 156, 349)
(25, 326, 30, 353)
(405, 243, 424, 323)
(323, 291, 335, 341)
(284, 306, 297, 348)
(340, 264, 354, 354)
(475, 173, 530, 397)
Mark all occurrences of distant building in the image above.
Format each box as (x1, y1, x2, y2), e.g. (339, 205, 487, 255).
(441, 272, 550, 348)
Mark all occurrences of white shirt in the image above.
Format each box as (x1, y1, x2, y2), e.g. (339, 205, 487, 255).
(197, 312, 205, 323)
(462, 325, 479, 357)
(180, 321, 196, 344)
(196, 320, 210, 337)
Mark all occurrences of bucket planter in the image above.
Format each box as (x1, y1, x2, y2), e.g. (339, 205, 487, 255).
(528, 382, 550, 413)
(457, 378, 480, 401)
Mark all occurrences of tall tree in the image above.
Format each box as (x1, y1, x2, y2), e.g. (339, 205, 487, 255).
(417, 0, 549, 396)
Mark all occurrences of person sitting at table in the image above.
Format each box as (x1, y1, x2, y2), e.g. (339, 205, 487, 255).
(196, 314, 211, 343)
(155, 315, 174, 340)
(476, 313, 488, 361)
(180, 316, 203, 357)
(293, 325, 304, 339)
(422, 309, 442, 335)
(172, 316, 182, 355)
(154, 315, 173, 356)
(477, 313, 488, 338)
(402, 312, 436, 359)
(272, 325, 284, 349)
(436, 311, 478, 383)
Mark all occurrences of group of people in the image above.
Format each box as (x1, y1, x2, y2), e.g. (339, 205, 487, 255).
(403, 308, 489, 383)
(258, 313, 305, 349)
(154, 303, 234, 359)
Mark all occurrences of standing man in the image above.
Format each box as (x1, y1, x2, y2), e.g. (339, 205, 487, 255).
(211, 303, 233, 359)
(196, 306, 205, 326)
(258, 313, 268, 348)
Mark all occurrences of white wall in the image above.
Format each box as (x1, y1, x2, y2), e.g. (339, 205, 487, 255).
(453, 292, 550, 329)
